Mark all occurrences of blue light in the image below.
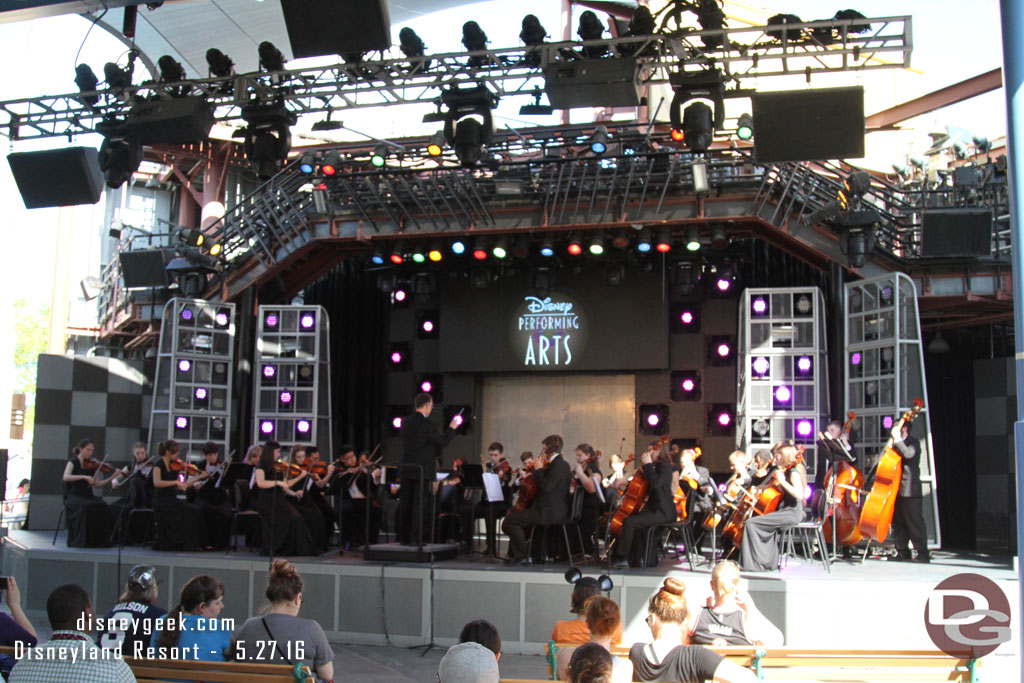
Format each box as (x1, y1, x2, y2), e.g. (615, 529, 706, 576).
(590, 141, 606, 154)
(452, 240, 466, 255)
(637, 241, 652, 253)
(299, 162, 314, 174)
(371, 254, 385, 265)
(540, 246, 555, 257)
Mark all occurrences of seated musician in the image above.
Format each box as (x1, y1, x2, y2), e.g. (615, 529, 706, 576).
(740, 443, 806, 572)
(333, 445, 382, 548)
(510, 450, 535, 492)
(816, 419, 854, 489)
(602, 453, 629, 493)
(572, 444, 605, 556)
(689, 560, 783, 647)
(503, 435, 572, 565)
(459, 442, 512, 556)
(726, 451, 752, 488)
(110, 442, 154, 514)
(62, 439, 118, 548)
(186, 442, 233, 549)
(610, 441, 679, 569)
(748, 450, 773, 487)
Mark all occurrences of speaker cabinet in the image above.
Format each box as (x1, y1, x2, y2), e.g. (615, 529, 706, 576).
(921, 210, 993, 258)
(752, 86, 865, 163)
(544, 58, 641, 109)
(280, 0, 391, 59)
(7, 147, 104, 208)
(119, 249, 175, 289)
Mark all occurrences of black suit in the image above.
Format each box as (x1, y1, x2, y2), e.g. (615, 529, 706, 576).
(398, 411, 456, 545)
(893, 434, 928, 560)
(613, 461, 678, 565)
(504, 453, 572, 560)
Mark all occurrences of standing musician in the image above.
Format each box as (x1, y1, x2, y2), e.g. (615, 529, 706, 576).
(185, 442, 233, 549)
(739, 443, 806, 572)
(398, 393, 460, 546)
(504, 434, 572, 565)
(890, 422, 929, 563)
(611, 441, 680, 569)
(459, 442, 512, 556)
(572, 444, 605, 556)
(332, 445, 382, 548)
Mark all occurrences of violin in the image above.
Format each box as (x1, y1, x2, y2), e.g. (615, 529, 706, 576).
(273, 459, 305, 477)
(168, 459, 202, 476)
(82, 457, 124, 476)
(489, 458, 512, 481)
(501, 453, 550, 534)
(858, 399, 924, 544)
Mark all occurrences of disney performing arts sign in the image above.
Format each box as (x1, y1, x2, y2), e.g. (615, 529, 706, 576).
(511, 294, 589, 367)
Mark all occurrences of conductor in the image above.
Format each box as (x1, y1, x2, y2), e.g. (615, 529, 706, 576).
(398, 393, 460, 546)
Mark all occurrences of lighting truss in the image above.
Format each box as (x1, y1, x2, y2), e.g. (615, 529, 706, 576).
(0, 15, 910, 141)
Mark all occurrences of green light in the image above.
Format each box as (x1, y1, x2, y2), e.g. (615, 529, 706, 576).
(371, 155, 385, 168)
(686, 239, 701, 252)
(589, 244, 604, 255)
(411, 252, 426, 263)
(493, 246, 507, 259)
(736, 113, 754, 141)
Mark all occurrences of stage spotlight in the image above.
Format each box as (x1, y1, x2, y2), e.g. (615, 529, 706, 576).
(838, 171, 871, 211)
(462, 20, 490, 66)
(796, 356, 814, 379)
(392, 286, 408, 305)
(736, 113, 753, 140)
(751, 356, 770, 379)
(683, 102, 714, 153)
(773, 385, 793, 410)
(670, 127, 685, 143)
(540, 236, 555, 257)
(74, 64, 99, 107)
(636, 228, 652, 253)
(511, 235, 530, 259)
(685, 225, 701, 252)
(103, 61, 132, 90)
(669, 303, 701, 333)
(410, 245, 426, 264)
(707, 405, 734, 436)
(442, 85, 496, 168)
(299, 311, 316, 330)
(672, 261, 700, 296)
(751, 296, 769, 316)
(388, 406, 406, 433)
(370, 143, 388, 168)
(473, 237, 488, 261)
(258, 41, 286, 71)
(427, 131, 444, 157)
(492, 237, 508, 259)
(520, 13, 547, 46)
(612, 230, 631, 250)
(451, 239, 466, 255)
(417, 311, 439, 339)
(320, 153, 340, 175)
(567, 234, 583, 256)
(692, 161, 709, 193)
(589, 234, 605, 255)
(390, 241, 405, 264)
(655, 228, 672, 253)
(370, 248, 385, 265)
(98, 136, 142, 189)
(298, 153, 315, 174)
(707, 336, 734, 365)
(181, 228, 205, 247)
(577, 11, 608, 58)
(638, 404, 669, 436)
(450, 118, 484, 167)
(428, 243, 443, 262)
(589, 126, 608, 154)
(389, 343, 411, 370)
(795, 418, 814, 442)
(206, 48, 234, 78)
(710, 224, 728, 249)
(240, 101, 295, 180)
(399, 27, 432, 71)
(670, 371, 702, 401)
(157, 54, 186, 83)
(416, 374, 443, 400)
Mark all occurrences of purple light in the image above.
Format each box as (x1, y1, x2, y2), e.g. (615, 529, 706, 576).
(300, 313, 315, 329)
(391, 416, 403, 429)
(180, 308, 193, 321)
(882, 416, 894, 429)
(215, 311, 229, 326)
(394, 289, 407, 303)
(390, 351, 403, 364)
(797, 356, 812, 372)
(752, 357, 770, 375)
(796, 419, 813, 437)
(194, 387, 208, 400)
(646, 413, 660, 427)
(178, 359, 191, 373)
(175, 416, 188, 429)
(452, 414, 464, 427)
(681, 378, 695, 392)
(717, 343, 730, 357)
(297, 419, 311, 434)
(680, 311, 694, 325)
(717, 412, 732, 427)
(260, 420, 274, 434)
(280, 391, 292, 404)
(420, 380, 433, 393)
(421, 320, 435, 333)
(775, 386, 792, 403)
(263, 365, 276, 379)
(716, 278, 731, 292)
(265, 313, 278, 327)
(752, 298, 767, 314)
(851, 352, 862, 365)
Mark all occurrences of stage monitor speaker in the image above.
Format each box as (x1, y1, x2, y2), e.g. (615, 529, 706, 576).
(125, 97, 214, 145)
(544, 58, 641, 109)
(280, 0, 391, 59)
(119, 249, 175, 289)
(751, 86, 865, 163)
(920, 210, 993, 258)
(6, 147, 104, 209)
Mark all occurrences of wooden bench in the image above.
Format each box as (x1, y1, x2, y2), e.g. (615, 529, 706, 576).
(539, 642, 981, 682)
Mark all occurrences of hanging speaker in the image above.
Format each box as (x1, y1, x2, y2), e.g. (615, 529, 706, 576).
(7, 147, 104, 208)
(280, 0, 391, 59)
(751, 86, 865, 163)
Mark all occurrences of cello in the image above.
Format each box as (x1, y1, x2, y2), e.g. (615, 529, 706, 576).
(857, 399, 925, 544)
(822, 412, 865, 546)
(501, 453, 547, 534)
(609, 437, 667, 538)
(723, 444, 803, 549)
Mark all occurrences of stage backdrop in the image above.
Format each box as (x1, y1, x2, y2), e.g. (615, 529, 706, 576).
(439, 268, 669, 372)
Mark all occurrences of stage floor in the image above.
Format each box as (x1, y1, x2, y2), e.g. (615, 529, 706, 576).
(1, 530, 1019, 677)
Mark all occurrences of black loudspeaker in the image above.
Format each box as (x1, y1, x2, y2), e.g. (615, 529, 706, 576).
(544, 58, 641, 108)
(280, 0, 391, 59)
(751, 86, 865, 163)
(119, 249, 175, 289)
(921, 210, 993, 258)
(7, 147, 104, 208)
(126, 97, 214, 145)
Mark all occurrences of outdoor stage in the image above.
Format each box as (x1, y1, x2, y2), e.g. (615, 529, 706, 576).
(1, 530, 1019, 672)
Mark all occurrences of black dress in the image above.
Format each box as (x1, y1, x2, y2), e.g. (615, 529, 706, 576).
(152, 460, 209, 551)
(65, 459, 113, 547)
(578, 465, 604, 554)
(740, 470, 804, 572)
(253, 467, 317, 556)
(289, 476, 328, 552)
(195, 461, 233, 549)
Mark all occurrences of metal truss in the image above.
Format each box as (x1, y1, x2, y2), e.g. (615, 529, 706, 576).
(1, 15, 910, 141)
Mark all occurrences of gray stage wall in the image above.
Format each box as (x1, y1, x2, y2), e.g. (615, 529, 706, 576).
(974, 356, 1016, 553)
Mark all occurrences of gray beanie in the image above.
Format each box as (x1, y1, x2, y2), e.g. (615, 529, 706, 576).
(438, 641, 499, 683)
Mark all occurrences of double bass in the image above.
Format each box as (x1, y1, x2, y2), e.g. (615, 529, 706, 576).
(858, 399, 925, 544)
(822, 412, 865, 546)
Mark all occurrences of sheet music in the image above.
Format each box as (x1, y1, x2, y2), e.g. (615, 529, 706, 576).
(482, 472, 504, 503)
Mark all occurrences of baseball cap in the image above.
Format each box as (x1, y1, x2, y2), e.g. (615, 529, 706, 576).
(128, 565, 157, 592)
(437, 642, 499, 683)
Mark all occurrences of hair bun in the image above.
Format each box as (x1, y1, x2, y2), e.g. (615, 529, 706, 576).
(270, 559, 297, 579)
(662, 577, 686, 597)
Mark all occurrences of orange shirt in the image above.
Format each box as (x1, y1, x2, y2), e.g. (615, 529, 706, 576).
(551, 619, 590, 645)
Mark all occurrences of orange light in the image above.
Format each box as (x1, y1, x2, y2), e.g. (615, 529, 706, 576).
(670, 128, 685, 142)
(428, 249, 442, 262)
(322, 164, 337, 175)
(427, 144, 443, 157)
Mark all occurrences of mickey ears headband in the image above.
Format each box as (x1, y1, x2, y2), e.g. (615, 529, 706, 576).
(565, 567, 613, 592)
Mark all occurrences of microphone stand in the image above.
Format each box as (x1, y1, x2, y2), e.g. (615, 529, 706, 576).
(114, 456, 160, 594)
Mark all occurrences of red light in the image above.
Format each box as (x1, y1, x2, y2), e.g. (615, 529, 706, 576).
(670, 128, 685, 142)
(656, 241, 671, 253)
(568, 242, 583, 255)
(316, 183, 327, 190)
(322, 164, 337, 175)
(390, 254, 403, 264)
(473, 249, 488, 260)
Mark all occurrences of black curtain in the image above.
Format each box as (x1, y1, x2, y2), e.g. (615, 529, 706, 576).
(303, 259, 389, 456)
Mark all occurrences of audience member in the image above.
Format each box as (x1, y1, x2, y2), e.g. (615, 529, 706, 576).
(0, 577, 36, 648)
(95, 564, 166, 655)
(557, 597, 631, 683)
(8, 583, 135, 682)
(551, 577, 602, 644)
(438, 641, 499, 683)
(690, 561, 783, 647)
(459, 619, 501, 660)
(154, 575, 231, 661)
(234, 559, 334, 682)
(629, 578, 755, 683)
(567, 642, 614, 683)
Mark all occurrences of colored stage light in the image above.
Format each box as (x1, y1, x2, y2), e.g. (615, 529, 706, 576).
(452, 240, 466, 255)
(260, 420, 274, 434)
(427, 131, 445, 157)
(685, 225, 700, 252)
(589, 125, 608, 154)
(681, 378, 695, 392)
(175, 416, 189, 429)
(297, 419, 311, 434)
(717, 343, 730, 357)
(851, 352, 862, 365)
(428, 248, 443, 262)
(752, 356, 770, 376)
(473, 247, 488, 260)
(300, 313, 315, 329)
(298, 153, 315, 174)
(215, 310, 230, 327)
(736, 113, 754, 141)
(882, 416, 894, 429)
(411, 248, 426, 263)
(638, 404, 669, 435)
(707, 404, 735, 435)
(280, 391, 292, 404)
(265, 313, 278, 328)
(670, 370, 701, 401)
(540, 236, 555, 257)
(393, 289, 407, 303)
(392, 416, 403, 429)
(178, 359, 191, 373)
(752, 297, 768, 315)
(420, 380, 433, 393)
(670, 128, 685, 142)
(263, 365, 276, 379)
(797, 356, 813, 374)
(589, 234, 605, 255)
(717, 412, 731, 427)
(390, 351, 403, 364)
(647, 413, 660, 427)
(775, 386, 792, 403)
(390, 248, 404, 265)
(680, 311, 694, 325)
(452, 414, 464, 427)
(655, 228, 672, 253)
(194, 387, 208, 400)
(796, 419, 813, 437)
(371, 250, 385, 265)
(716, 277, 731, 292)
(422, 320, 434, 333)
(636, 228, 652, 253)
(370, 143, 388, 168)
(492, 238, 508, 259)
(567, 236, 583, 255)
(181, 307, 193, 322)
